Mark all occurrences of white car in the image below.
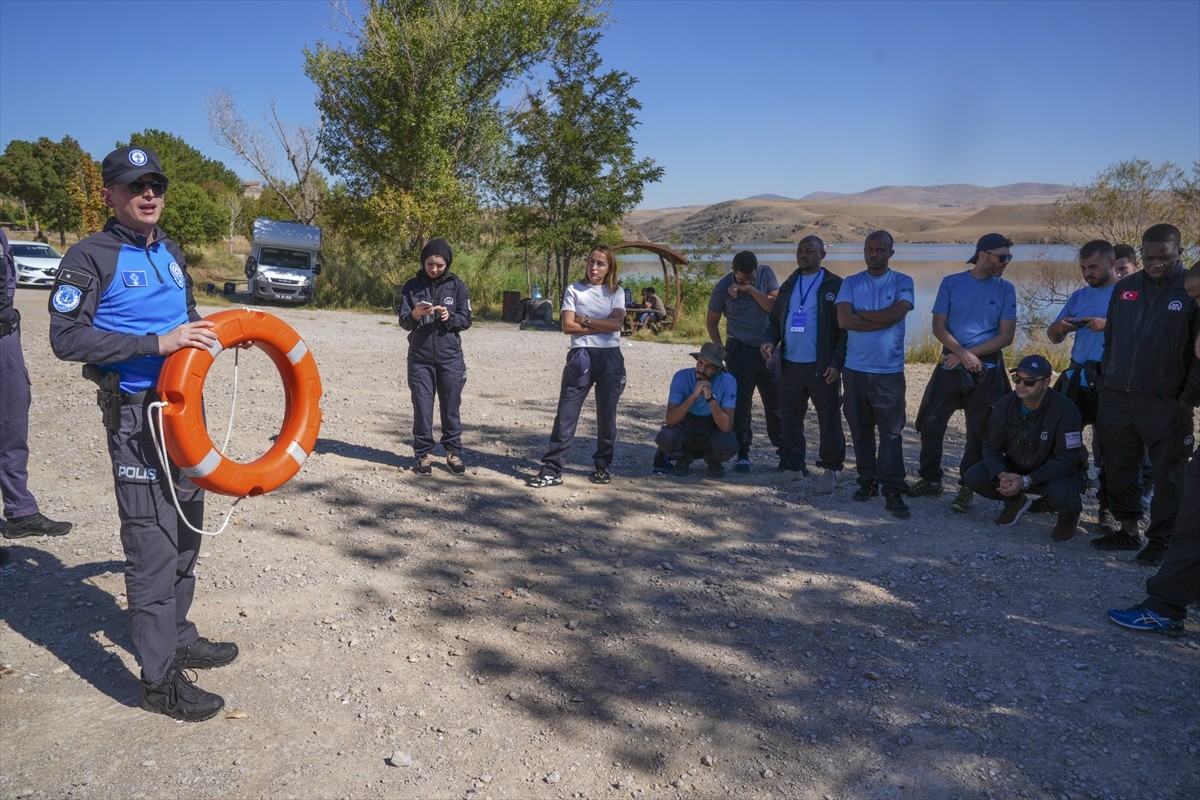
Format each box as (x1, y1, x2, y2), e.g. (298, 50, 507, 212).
(9, 241, 63, 288)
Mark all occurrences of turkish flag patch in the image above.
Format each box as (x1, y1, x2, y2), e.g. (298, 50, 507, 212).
(1120, 290, 1139, 301)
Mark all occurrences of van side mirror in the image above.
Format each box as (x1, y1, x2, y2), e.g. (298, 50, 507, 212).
(314, 256, 323, 275)
(244, 256, 257, 279)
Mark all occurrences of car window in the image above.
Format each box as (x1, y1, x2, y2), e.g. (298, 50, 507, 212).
(11, 244, 63, 258)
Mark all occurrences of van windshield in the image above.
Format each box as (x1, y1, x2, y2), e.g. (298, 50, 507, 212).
(259, 247, 312, 270)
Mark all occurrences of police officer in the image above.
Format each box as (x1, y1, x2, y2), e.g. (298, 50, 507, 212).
(1091, 224, 1200, 566)
(1, 229, 72, 543)
(962, 354, 1088, 540)
(48, 146, 237, 721)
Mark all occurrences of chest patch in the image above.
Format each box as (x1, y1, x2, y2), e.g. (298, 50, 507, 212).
(1168, 300, 1183, 312)
(122, 271, 149, 288)
(1120, 290, 1139, 301)
(169, 262, 185, 289)
(1065, 431, 1083, 449)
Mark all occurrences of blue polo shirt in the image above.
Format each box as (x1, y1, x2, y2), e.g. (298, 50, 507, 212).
(1054, 283, 1115, 366)
(668, 367, 737, 417)
(931, 270, 1017, 352)
(836, 269, 915, 374)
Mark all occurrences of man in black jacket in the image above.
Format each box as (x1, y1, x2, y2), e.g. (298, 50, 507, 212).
(1091, 224, 1200, 566)
(762, 236, 846, 489)
(962, 355, 1088, 540)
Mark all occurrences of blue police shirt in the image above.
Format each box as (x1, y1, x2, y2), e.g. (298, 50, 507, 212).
(93, 241, 191, 393)
(931, 270, 1017, 353)
(1054, 283, 1114, 367)
(668, 367, 737, 417)
(836, 269, 914, 374)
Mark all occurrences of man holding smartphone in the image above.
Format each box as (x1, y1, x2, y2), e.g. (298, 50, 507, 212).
(1046, 240, 1119, 531)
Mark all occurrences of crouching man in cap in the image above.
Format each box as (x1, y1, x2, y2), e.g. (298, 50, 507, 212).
(962, 355, 1087, 540)
(48, 146, 237, 722)
(654, 342, 738, 478)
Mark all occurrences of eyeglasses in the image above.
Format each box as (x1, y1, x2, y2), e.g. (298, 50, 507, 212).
(1014, 376, 1045, 387)
(988, 251, 1013, 263)
(125, 179, 168, 197)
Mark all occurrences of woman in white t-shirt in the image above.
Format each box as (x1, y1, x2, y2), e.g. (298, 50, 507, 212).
(527, 246, 627, 487)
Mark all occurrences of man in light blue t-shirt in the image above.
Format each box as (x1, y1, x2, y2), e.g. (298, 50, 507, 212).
(836, 230, 916, 519)
(655, 342, 739, 479)
(1046, 239, 1119, 530)
(706, 251, 781, 471)
(912, 232, 1017, 513)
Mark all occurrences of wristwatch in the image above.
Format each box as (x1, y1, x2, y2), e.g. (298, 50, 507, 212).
(1021, 475, 1031, 490)
(581, 317, 591, 329)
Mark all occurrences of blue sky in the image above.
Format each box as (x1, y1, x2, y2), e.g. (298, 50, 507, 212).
(1, 0, 1197, 209)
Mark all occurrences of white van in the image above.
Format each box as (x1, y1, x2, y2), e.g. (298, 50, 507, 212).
(245, 217, 322, 304)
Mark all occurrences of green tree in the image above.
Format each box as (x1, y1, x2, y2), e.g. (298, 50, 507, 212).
(501, 26, 663, 302)
(122, 129, 243, 198)
(159, 182, 229, 248)
(0, 136, 89, 245)
(1050, 159, 1200, 256)
(303, 0, 601, 246)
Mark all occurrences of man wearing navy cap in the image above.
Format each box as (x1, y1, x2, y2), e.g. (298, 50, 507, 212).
(912, 233, 1017, 513)
(961, 354, 1088, 540)
(48, 145, 237, 721)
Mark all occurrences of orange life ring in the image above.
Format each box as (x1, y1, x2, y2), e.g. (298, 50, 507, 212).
(157, 308, 323, 497)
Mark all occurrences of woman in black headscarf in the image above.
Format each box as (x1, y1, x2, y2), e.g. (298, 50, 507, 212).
(398, 239, 473, 475)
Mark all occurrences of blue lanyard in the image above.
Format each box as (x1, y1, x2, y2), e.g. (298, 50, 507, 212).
(795, 269, 821, 311)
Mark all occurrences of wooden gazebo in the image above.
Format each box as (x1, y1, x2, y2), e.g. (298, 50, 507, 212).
(611, 241, 690, 331)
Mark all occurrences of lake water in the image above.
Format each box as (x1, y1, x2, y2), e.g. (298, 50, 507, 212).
(618, 242, 1080, 346)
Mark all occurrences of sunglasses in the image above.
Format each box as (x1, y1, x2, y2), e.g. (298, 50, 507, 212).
(988, 251, 1013, 263)
(1014, 376, 1045, 387)
(125, 179, 168, 196)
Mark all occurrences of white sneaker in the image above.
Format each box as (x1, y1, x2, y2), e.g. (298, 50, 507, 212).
(814, 469, 842, 494)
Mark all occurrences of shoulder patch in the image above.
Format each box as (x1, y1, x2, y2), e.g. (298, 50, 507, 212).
(169, 262, 185, 289)
(52, 285, 82, 314)
(1064, 431, 1083, 449)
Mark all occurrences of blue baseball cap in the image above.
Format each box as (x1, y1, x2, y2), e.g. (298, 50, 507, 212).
(1011, 354, 1052, 380)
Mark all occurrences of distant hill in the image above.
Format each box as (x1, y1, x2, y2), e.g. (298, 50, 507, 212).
(800, 182, 1073, 207)
(747, 193, 795, 201)
(623, 190, 1067, 246)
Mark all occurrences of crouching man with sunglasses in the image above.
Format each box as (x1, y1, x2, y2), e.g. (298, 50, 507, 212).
(962, 355, 1088, 541)
(47, 146, 237, 722)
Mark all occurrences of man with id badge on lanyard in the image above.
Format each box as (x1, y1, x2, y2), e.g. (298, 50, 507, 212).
(762, 236, 846, 491)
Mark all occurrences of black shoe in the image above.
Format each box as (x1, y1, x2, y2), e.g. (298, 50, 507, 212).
(175, 637, 239, 670)
(590, 465, 611, 484)
(1051, 515, 1081, 542)
(852, 481, 879, 501)
(671, 459, 693, 477)
(1090, 530, 1141, 551)
(526, 472, 563, 489)
(1136, 540, 1168, 567)
(995, 494, 1032, 527)
(1028, 496, 1055, 514)
(141, 666, 224, 722)
(706, 460, 725, 478)
(2, 512, 72, 539)
(884, 493, 911, 520)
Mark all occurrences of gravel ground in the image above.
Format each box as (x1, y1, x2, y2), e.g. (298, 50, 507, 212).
(1, 289, 1198, 800)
